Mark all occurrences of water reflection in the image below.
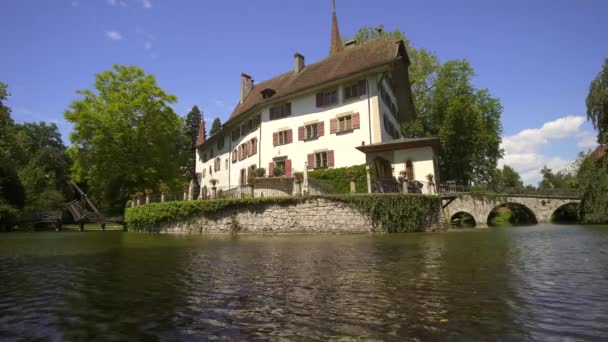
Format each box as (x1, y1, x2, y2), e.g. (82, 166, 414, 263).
(1, 226, 607, 340)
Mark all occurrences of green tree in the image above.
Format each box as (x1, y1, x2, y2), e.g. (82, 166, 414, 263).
(577, 150, 608, 223)
(586, 58, 608, 144)
(538, 165, 578, 190)
(65, 65, 184, 213)
(182, 105, 203, 181)
(15, 122, 71, 211)
(497, 165, 524, 190)
(209, 117, 221, 136)
(351, 26, 503, 186)
(0, 82, 25, 218)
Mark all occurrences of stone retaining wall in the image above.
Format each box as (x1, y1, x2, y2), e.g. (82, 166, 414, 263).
(150, 198, 380, 234)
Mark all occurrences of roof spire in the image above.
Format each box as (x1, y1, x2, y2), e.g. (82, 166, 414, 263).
(329, 0, 343, 56)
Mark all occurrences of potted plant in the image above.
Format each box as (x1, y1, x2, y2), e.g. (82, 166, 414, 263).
(273, 166, 284, 177)
(294, 171, 304, 183)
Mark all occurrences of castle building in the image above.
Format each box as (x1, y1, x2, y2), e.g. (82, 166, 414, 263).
(195, 4, 440, 195)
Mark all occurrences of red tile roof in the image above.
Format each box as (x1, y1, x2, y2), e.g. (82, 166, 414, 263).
(228, 37, 407, 124)
(589, 145, 607, 161)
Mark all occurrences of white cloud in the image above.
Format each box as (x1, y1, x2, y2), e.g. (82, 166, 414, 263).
(500, 115, 594, 185)
(105, 30, 123, 41)
(577, 130, 598, 148)
(142, 0, 152, 8)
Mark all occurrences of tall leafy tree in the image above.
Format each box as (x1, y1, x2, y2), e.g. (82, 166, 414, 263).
(0, 82, 25, 217)
(497, 165, 524, 190)
(210, 117, 221, 136)
(351, 26, 503, 186)
(65, 65, 184, 213)
(15, 122, 71, 211)
(182, 105, 203, 181)
(586, 58, 608, 144)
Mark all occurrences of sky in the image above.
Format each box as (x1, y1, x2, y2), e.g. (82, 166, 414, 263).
(1, 0, 607, 185)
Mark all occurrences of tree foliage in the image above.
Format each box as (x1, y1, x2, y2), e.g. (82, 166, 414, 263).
(586, 58, 608, 144)
(210, 117, 221, 136)
(496, 165, 524, 191)
(351, 26, 503, 186)
(65, 65, 184, 213)
(577, 153, 608, 223)
(538, 165, 578, 190)
(0, 82, 25, 216)
(183, 105, 203, 181)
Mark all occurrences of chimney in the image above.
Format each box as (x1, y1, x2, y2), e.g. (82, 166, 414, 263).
(294, 53, 305, 73)
(240, 73, 254, 103)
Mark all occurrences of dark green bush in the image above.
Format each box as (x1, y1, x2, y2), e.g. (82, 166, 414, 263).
(125, 193, 441, 233)
(273, 166, 284, 177)
(308, 164, 367, 194)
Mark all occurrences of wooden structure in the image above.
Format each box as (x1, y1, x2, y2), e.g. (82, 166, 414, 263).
(17, 211, 62, 230)
(64, 182, 126, 231)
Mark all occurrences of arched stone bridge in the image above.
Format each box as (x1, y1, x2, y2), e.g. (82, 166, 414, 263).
(442, 193, 580, 228)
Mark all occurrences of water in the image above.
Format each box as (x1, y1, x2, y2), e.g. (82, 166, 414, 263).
(1, 225, 608, 340)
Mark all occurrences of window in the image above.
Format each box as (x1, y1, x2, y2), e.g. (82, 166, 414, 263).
(232, 149, 237, 163)
(214, 157, 221, 171)
(316, 89, 338, 107)
(315, 152, 327, 168)
(209, 165, 212, 175)
(380, 84, 397, 119)
(343, 80, 366, 101)
(307, 150, 334, 169)
(231, 128, 241, 142)
(383, 114, 400, 139)
(278, 131, 287, 145)
(306, 124, 318, 140)
(269, 103, 291, 120)
(216, 136, 224, 150)
(338, 115, 352, 132)
(250, 138, 258, 155)
(273, 129, 292, 146)
(203, 152, 208, 162)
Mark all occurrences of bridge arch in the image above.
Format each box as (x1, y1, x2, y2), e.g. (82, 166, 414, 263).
(450, 211, 477, 228)
(442, 194, 580, 228)
(487, 202, 538, 227)
(551, 202, 580, 223)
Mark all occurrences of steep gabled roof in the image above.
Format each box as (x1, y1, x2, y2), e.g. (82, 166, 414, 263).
(228, 37, 407, 124)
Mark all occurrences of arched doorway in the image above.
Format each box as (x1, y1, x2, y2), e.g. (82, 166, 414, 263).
(551, 202, 579, 223)
(372, 156, 393, 178)
(450, 212, 476, 228)
(487, 203, 538, 227)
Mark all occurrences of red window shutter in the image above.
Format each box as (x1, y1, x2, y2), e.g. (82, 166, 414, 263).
(327, 150, 335, 167)
(253, 138, 258, 154)
(316, 93, 322, 107)
(359, 80, 366, 95)
(285, 159, 292, 177)
(318, 121, 324, 137)
(330, 118, 337, 134)
(287, 129, 293, 144)
(273, 132, 278, 146)
(298, 126, 304, 141)
(307, 154, 314, 169)
(268, 162, 274, 177)
(352, 113, 360, 129)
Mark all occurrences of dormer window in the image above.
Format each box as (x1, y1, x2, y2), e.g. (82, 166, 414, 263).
(261, 88, 276, 99)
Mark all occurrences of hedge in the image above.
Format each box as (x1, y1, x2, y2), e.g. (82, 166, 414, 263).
(308, 164, 367, 194)
(124, 193, 441, 233)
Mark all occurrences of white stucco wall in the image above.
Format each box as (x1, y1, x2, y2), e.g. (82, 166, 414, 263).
(196, 73, 390, 190)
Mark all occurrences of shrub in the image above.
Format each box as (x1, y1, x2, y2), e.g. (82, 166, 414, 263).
(125, 193, 441, 233)
(272, 166, 284, 177)
(253, 168, 266, 177)
(308, 164, 367, 193)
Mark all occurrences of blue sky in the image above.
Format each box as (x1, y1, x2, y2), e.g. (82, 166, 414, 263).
(1, 0, 607, 184)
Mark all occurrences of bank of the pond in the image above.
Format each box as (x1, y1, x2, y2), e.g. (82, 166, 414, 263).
(125, 194, 444, 234)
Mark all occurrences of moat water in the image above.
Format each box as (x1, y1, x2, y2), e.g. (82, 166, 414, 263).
(1, 224, 608, 340)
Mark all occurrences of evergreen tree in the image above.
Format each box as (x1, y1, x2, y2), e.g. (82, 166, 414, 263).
(210, 117, 221, 136)
(183, 105, 203, 181)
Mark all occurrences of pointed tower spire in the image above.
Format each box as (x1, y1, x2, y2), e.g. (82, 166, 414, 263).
(329, 0, 343, 56)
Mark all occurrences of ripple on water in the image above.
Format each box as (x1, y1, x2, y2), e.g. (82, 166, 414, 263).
(0, 226, 608, 340)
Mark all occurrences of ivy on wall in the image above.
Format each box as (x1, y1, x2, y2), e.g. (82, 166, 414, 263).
(308, 165, 368, 194)
(124, 194, 441, 233)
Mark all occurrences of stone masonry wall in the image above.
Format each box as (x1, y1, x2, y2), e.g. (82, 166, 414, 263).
(151, 198, 380, 234)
